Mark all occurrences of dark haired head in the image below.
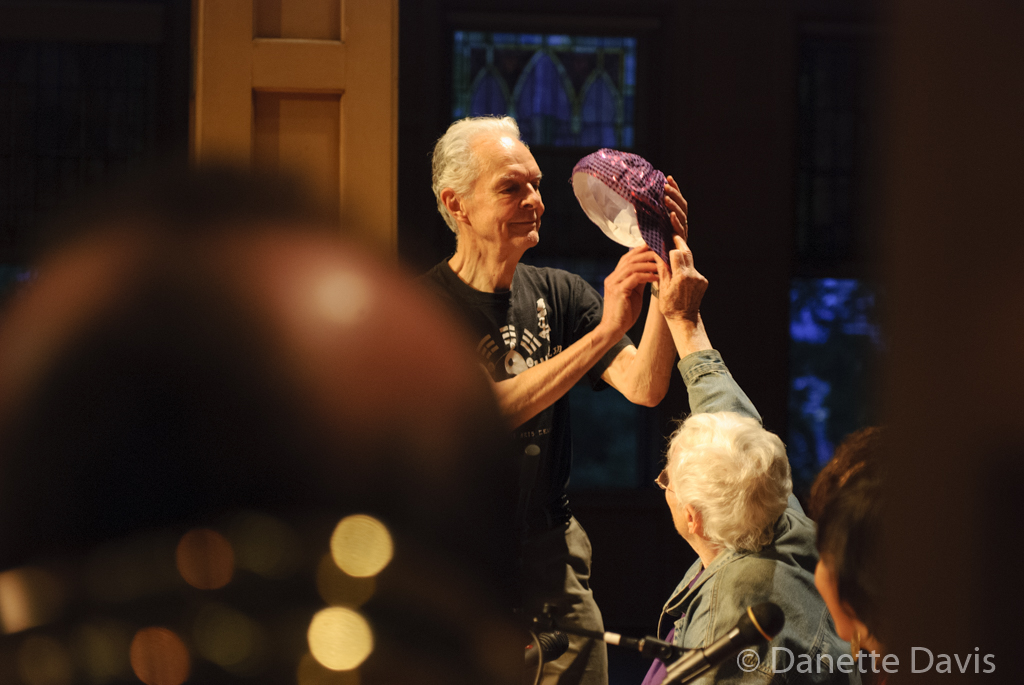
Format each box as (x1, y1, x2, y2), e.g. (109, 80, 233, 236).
(809, 426, 885, 520)
(816, 466, 885, 639)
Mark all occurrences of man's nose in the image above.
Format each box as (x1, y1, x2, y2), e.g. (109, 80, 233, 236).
(523, 184, 544, 212)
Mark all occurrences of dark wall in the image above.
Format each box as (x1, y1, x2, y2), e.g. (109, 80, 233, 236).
(398, 0, 879, 639)
(882, 1, 1024, 680)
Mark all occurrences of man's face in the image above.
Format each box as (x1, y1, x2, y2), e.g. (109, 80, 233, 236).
(458, 135, 544, 252)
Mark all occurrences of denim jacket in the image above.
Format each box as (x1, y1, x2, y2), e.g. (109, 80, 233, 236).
(658, 350, 859, 685)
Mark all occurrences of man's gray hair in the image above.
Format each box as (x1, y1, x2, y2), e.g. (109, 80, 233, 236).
(667, 412, 792, 553)
(431, 116, 523, 233)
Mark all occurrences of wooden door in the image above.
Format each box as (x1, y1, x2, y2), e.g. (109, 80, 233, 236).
(191, 0, 397, 254)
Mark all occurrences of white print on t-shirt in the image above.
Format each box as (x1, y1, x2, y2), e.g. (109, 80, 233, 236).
(536, 298, 551, 340)
(475, 299, 562, 378)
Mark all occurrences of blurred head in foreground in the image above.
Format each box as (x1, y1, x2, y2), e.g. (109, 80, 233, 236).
(813, 429, 886, 656)
(0, 168, 519, 685)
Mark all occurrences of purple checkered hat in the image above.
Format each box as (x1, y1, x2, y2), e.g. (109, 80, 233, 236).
(571, 149, 672, 262)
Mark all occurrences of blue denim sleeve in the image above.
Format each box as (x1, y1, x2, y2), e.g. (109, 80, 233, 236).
(676, 350, 761, 424)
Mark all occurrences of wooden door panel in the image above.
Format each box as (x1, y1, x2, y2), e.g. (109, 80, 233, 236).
(253, 92, 341, 215)
(254, 0, 341, 40)
(192, 0, 395, 254)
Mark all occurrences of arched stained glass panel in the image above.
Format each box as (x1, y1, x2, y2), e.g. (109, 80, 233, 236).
(452, 31, 636, 148)
(470, 72, 507, 117)
(579, 77, 618, 148)
(515, 53, 573, 146)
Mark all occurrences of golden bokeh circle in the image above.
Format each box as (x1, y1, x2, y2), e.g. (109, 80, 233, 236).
(307, 607, 373, 671)
(329, 515, 393, 578)
(297, 653, 362, 685)
(129, 627, 190, 685)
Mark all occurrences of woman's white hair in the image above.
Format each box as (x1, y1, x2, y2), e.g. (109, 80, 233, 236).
(667, 412, 792, 553)
(431, 116, 523, 233)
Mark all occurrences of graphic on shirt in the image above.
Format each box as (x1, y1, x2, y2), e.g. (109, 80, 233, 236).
(536, 298, 551, 340)
(476, 300, 561, 377)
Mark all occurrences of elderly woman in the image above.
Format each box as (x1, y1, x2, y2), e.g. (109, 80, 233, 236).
(644, 233, 858, 685)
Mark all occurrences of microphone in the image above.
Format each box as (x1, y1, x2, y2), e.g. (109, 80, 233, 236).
(604, 632, 685, 662)
(525, 630, 570, 685)
(662, 602, 784, 685)
(536, 631, 569, 661)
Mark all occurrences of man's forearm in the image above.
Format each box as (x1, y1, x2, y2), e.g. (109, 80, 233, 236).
(602, 297, 678, 406)
(492, 323, 623, 429)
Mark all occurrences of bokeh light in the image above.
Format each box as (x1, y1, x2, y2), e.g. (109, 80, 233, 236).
(307, 607, 372, 671)
(17, 635, 73, 685)
(316, 554, 375, 607)
(129, 628, 190, 685)
(0, 567, 65, 634)
(226, 511, 302, 579)
(329, 515, 392, 578)
(193, 603, 261, 671)
(175, 528, 235, 590)
(317, 271, 370, 326)
(72, 620, 132, 683)
(297, 652, 362, 685)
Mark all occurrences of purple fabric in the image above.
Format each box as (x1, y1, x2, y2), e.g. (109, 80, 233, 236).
(640, 627, 674, 685)
(640, 567, 703, 685)
(572, 149, 673, 261)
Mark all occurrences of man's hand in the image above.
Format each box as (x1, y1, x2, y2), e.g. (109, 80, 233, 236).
(599, 245, 659, 338)
(656, 235, 708, 323)
(664, 175, 688, 242)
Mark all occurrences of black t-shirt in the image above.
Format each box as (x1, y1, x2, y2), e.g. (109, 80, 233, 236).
(421, 259, 631, 514)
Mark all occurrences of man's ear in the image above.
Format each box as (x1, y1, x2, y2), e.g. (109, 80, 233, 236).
(440, 189, 466, 225)
(683, 504, 704, 537)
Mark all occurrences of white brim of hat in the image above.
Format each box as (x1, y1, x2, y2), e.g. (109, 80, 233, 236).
(572, 172, 645, 249)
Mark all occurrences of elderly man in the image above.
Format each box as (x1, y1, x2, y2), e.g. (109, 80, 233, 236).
(422, 116, 685, 685)
(645, 236, 858, 685)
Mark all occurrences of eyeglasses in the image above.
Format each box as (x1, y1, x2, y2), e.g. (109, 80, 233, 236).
(655, 468, 673, 492)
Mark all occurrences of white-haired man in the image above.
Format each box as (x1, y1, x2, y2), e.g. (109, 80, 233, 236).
(644, 236, 858, 685)
(422, 116, 685, 685)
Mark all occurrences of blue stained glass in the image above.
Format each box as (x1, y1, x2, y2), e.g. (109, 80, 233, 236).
(470, 73, 508, 117)
(580, 78, 618, 147)
(516, 54, 573, 144)
(624, 53, 636, 87)
(452, 31, 637, 147)
(788, 277, 883, 496)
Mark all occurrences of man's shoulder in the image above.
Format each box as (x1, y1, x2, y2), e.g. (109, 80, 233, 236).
(513, 263, 591, 299)
(418, 259, 453, 287)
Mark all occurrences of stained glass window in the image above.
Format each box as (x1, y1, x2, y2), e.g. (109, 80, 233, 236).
(788, 278, 882, 494)
(452, 32, 636, 148)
